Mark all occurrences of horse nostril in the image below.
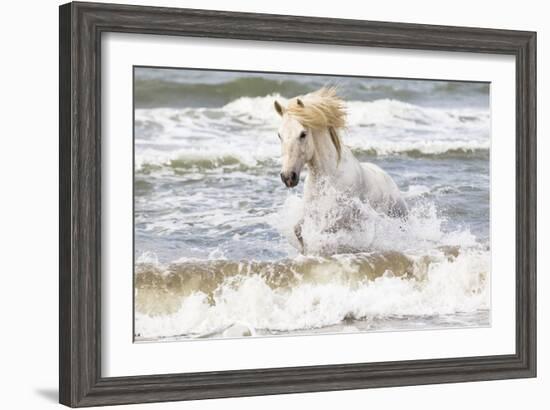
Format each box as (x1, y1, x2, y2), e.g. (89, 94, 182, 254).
(280, 172, 298, 187)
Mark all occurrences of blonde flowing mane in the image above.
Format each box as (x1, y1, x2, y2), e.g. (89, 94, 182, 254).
(286, 87, 347, 129)
(286, 87, 346, 161)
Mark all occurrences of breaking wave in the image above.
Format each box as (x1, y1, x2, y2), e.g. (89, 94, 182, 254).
(135, 96, 489, 174)
(135, 191, 490, 340)
(135, 248, 489, 340)
(134, 73, 489, 109)
(133, 74, 491, 341)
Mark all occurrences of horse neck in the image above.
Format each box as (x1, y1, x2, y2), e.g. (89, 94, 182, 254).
(308, 128, 339, 178)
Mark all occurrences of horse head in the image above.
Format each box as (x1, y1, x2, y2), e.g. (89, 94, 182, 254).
(274, 98, 315, 188)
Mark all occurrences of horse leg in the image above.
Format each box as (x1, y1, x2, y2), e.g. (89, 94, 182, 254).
(294, 219, 305, 253)
(388, 197, 408, 219)
(386, 198, 409, 232)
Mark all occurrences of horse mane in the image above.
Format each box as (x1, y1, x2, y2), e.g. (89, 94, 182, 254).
(286, 87, 346, 161)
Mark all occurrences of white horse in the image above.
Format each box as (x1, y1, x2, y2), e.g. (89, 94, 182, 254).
(274, 87, 407, 251)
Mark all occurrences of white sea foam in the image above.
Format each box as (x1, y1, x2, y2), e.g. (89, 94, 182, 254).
(133, 91, 491, 341)
(134, 247, 489, 339)
(135, 188, 490, 340)
(134, 95, 490, 173)
(270, 180, 467, 256)
(404, 184, 431, 198)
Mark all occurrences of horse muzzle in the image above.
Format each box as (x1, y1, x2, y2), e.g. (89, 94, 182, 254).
(280, 171, 299, 188)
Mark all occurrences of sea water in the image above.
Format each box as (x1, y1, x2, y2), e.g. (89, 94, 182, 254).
(133, 68, 490, 341)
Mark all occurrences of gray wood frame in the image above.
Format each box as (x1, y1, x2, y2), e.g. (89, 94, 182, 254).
(59, 1, 536, 407)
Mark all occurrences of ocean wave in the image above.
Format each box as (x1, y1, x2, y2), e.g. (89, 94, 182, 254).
(133, 76, 491, 341)
(221, 95, 490, 130)
(352, 147, 489, 159)
(134, 70, 489, 109)
(134, 96, 489, 174)
(135, 185, 490, 341)
(135, 95, 490, 132)
(134, 148, 277, 176)
(134, 247, 489, 340)
(136, 150, 266, 174)
(135, 145, 488, 175)
(135, 77, 313, 108)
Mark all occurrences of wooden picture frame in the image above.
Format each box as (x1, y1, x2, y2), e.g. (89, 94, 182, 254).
(59, 1, 536, 407)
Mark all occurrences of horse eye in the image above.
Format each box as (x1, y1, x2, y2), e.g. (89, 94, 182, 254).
(277, 133, 281, 140)
(299, 131, 307, 139)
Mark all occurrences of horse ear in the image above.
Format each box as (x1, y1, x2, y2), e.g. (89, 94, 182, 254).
(296, 98, 305, 108)
(274, 100, 285, 116)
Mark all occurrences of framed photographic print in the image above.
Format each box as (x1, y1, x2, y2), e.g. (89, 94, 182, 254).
(59, 1, 536, 407)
